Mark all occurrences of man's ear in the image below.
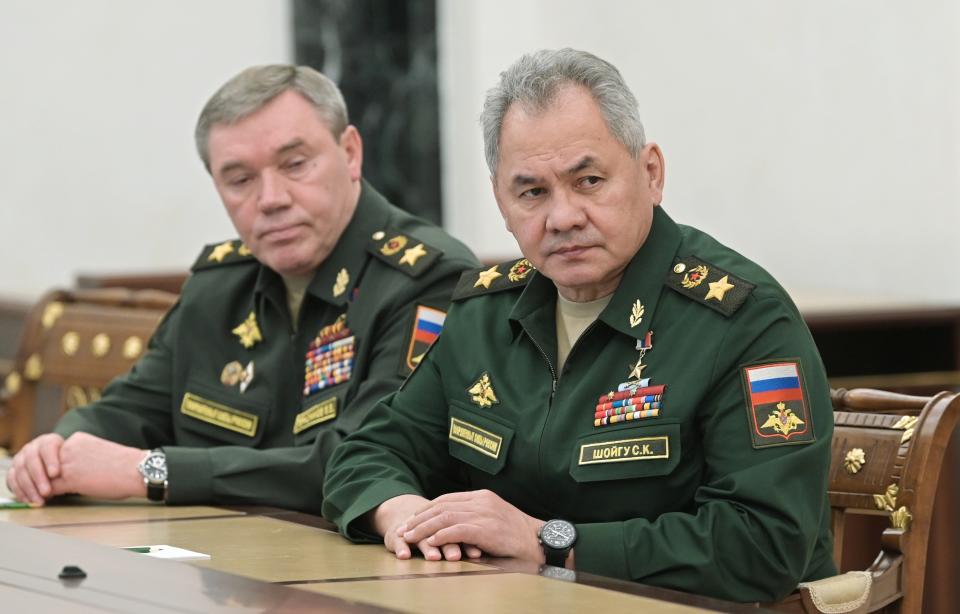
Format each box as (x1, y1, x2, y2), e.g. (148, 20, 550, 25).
(640, 142, 665, 205)
(340, 125, 363, 182)
(491, 174, 512, 232)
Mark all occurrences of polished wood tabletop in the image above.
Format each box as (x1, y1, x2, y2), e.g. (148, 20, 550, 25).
(1, 461, 767, 613)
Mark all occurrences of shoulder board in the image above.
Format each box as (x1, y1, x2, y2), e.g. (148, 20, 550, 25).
(452, 258, 536, 301)
(366, 228, 444, 278)
(191, 240, 257, 272)
(664, 255, 755, 317)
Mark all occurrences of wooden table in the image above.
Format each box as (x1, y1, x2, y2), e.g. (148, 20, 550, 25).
(1, 460, 767, 612)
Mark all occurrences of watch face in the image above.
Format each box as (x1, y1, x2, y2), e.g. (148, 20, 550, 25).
(541, 520, 576, 549)
(142, 454, 168, 483)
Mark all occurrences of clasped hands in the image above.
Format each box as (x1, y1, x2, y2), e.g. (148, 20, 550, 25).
(372, 489, 549, 565)
(6, 432, 148, 505)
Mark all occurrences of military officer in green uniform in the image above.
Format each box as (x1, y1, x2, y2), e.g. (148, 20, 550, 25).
(6, 65, 477, 513)
(322, 49, 836, 602)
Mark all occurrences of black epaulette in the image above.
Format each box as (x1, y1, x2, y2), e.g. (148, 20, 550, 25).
(664, 255, 755, 317)
(452, 258, 536, 301)
(191, 240, 257, 272)
(366, 228, 444, 278)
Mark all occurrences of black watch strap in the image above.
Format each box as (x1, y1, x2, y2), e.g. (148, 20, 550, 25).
(544, 547, 569, 568)
(146, 481, 166, 502)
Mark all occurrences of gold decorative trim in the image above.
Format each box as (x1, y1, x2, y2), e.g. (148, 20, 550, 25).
(42, 301, 65, 329)
(65, 385, 89, 409)
(61, 331, 80, 356)
(892, 415, 918, 445)
(4, 371, 22, 396)
(24, 354, 44, 380)
(873, 483, 898, 512)
(91, 333, 111, 358)
(123, 336, 144, 360)
(843, 448, 866, 474)
(890, 506, 912, 531)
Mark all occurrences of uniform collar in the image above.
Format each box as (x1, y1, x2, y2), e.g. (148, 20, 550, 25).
(509, 206, 681, 344)
(254, 179, 390, 308)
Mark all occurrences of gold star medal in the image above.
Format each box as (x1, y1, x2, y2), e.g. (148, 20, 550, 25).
(399, 243, 428, 266)
(468, 372, 499, 408)
(232, 312, 263, 349)
(208, 240, 235, 263)
(474, 265, 502, 289)
(705, 275, 735, 302)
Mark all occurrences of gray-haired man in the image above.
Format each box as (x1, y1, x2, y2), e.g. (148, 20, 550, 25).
(7, 65, 477, 513)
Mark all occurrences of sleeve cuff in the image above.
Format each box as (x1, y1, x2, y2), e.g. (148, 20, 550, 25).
(162, 446, 213, 504)
(574, 521, 630, 579)
(340, 481, 422, 543)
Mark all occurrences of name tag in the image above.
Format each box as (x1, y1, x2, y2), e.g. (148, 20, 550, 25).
(293, 397, 338, 434)
(180, 392, 258, 437)
(578, 436, 669, 465)
(449, 417, 503, 459)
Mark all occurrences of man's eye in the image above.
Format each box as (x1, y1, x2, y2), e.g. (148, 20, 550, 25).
(283, 158, 306, 171)
(227, 175, 251, 187)
(520, 187, 545, 199)
(578, 175, 602, 188)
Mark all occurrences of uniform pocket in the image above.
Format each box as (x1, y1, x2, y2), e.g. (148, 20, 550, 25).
(293, 383, 348, 446)
(569, 421, 681, 483)
(177, 379, 269, 446)
(447, 401, 515, 475)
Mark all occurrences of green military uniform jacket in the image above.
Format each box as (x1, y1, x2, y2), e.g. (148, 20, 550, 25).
(322, 206, 836, 602)
(55, 183, 478, 514)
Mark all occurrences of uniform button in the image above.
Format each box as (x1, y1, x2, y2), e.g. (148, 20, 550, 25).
(372, 231, 385, 241)
(673, 263, 686, 274)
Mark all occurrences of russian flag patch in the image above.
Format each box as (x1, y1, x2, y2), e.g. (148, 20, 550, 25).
(400, 305, 447, 376)
(741, 360, 815, 448)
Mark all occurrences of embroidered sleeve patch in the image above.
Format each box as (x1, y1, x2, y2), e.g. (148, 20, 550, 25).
(398, 305, 447, 377)
(741, 360, 815, 448)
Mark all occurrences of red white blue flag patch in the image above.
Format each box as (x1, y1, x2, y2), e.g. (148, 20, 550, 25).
(742, 360, 815, 448)
(400, 305, 447, 376)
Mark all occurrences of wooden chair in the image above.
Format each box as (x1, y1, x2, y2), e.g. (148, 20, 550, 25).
(0, 288, 178, 453)
(769, 387, 960, 613)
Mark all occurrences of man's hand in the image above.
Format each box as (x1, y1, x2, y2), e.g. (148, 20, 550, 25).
(47, 433, 148, 500)
(371, 494, 482, 561)
(397, 489, 546, 564)
(6, 433, 66, 505)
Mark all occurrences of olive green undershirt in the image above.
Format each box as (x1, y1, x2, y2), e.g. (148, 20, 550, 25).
(283, 274, 313, 331)
(555, 292, 613, 370)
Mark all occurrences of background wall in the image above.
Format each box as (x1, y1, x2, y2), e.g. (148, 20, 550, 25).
(2, 1, 959, 306)
(439, 0, 960, 304)
(0, 1, 291, 300)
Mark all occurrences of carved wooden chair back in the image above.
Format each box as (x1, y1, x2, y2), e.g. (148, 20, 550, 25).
(0, 288, 177, 452)
(826, 387, 960, 613)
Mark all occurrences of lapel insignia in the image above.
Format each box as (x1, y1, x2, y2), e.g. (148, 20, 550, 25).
(399, 243, 428, 266)
(333, 268, 350, 298)
(508, 259, 535, 282)
(208, 240, 235, 263)
(474, 265, 502, 289)
(380, 235, 408, 256)
(742, 361, 815, 448)
(681, 264, 709, 289)
(232, 312, 263, 349)
(468, 372, 499, 408)
(629, 300, 645, 328)
(705, 275, 735, 302)
(304, 314, 355, 396)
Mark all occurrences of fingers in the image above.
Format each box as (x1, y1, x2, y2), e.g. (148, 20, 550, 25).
(440, 543, 462, 561)
(38, 437, 62, 479)
(11, 453, 43, 505)
(384, 530, 412, 560)
(464, 545, 483, 559)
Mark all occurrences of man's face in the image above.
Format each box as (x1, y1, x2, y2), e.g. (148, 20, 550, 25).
(492, 85, 664, 301)
(207, 89, 362, 277)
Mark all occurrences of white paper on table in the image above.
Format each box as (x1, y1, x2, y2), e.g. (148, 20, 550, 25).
(123, 544, 211, 560)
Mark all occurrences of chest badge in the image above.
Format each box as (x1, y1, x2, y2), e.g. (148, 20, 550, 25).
(627, 331, 654, 380)
(221, 360, 255, 393)
(304, 314, 355, 396)
(468, 372, 499, 408)
(629, 300, 645, 328)
(595, 330, 667, 427)
(232, 312, 263, 349)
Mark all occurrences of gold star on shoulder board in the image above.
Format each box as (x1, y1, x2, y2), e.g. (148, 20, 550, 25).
(705, 275, 735, 302)
(232, 312, 263, 349)
(399, 243, 428, 266)
(468, 372, 499, 408)
(238, 243, 252, 256)
(208, 240, 235, 263)
(474, 265, 502, 289)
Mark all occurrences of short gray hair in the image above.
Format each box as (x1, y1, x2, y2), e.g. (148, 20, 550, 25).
(195, 65, 349, 171)
(481, 48, 646, 175)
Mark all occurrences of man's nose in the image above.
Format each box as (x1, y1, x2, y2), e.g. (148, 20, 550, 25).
(257, 170, 292, 212)
(545, 189, 588, 233)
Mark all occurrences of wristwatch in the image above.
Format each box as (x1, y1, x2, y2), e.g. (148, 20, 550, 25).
(137, 449, 168, 502)
(538, 519, 577, 567)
